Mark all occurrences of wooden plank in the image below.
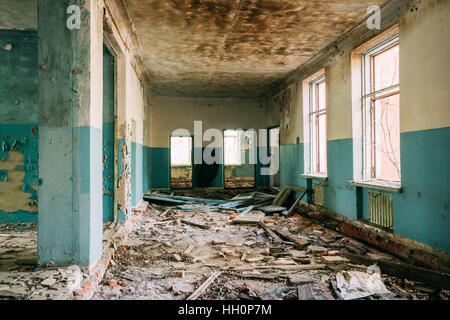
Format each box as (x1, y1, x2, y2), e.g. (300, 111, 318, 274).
(184, 244, 195, 254)
(288, 186, 307, 193)
(232, 264, 325, 271)
(283, 191, 307, 216)
(270, 227, 309, 248)
(232, 210, 265, 224)
(260, 205, 286, 213)
(227, 272, 281, 281)
(180, 219, 210, 230)
(259, 221, 283, 243)
(187, 271, 222, 300)
(342, 252, 450, 290)
(272, 186, 290, 206)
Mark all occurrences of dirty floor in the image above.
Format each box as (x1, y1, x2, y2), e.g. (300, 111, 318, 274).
(92, 189, 449, 301)
(0, 222, 114, 300)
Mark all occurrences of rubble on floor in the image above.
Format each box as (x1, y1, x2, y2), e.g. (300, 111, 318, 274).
(0, 265, 84, 300)
(93, 189, 450, 300)
(0, 222, 114, 300)
(0, 223, 37, 272)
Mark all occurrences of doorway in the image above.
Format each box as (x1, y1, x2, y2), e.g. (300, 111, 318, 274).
(224, 129, 255, 188)
(170, 136, 193, 189)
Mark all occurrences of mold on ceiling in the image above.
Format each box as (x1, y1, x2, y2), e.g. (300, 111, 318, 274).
(126, 0, 387, 97)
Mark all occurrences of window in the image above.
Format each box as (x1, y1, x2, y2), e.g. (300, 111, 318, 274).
(362, 36, 400, 182)
(170, 136, 192, 166)
(224, 130, 242, 165)
(308, 75, 327, 174)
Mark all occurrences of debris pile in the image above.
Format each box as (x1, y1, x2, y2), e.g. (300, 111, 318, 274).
(93, 188, 449, 300)
(0, 266, 83, 300)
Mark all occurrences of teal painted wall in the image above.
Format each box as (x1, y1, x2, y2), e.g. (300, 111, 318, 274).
(280, 127, 450, 253)
(280, 143, 306, 189)
(150, 147, 169, 189)
(102, 45, 115, 222)
(393, 128, 449, 252)
(143, 145, 151, 192)
(324, 139, 357, 220)
(255, 146, 271, 187)
(150, 146, 275, 189)
(0, 30, 39, 223)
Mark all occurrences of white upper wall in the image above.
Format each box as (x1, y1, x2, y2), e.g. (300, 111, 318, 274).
(399, 0, 450, 133)
(150, 95, 279, 148)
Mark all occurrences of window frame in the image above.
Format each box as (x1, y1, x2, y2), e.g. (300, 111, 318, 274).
(308, 74, 327, 175)
(361, 35, 400, 182)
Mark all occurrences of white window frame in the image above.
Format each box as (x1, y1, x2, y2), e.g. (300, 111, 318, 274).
(361, 35, 400, 183)
(302, 72, 327, 179)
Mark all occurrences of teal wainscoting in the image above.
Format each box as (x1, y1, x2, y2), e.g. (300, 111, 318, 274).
(280, 143, 306, 189)
(280, 128, 450, 253)
(143, 145, 151, 192)
(150, 147, 170, 189)
(394, 127, 449, 252)
(324, 139, 357, 220)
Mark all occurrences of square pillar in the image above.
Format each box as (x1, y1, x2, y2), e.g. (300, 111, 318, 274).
(38, 0, 103, 267)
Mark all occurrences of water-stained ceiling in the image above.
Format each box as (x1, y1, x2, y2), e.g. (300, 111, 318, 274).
(125, 0, 387, 97)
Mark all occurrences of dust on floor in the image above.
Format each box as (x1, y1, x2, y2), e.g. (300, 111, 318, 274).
(92, 190, 449, 300)
(0, 222, 113, 300)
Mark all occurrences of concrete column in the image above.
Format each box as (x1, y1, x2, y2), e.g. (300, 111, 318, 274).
(37, 0, 103, 267)
(116, 54, 131, 221)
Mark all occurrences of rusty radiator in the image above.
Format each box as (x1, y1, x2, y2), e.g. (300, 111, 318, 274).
(313, 182, 324, 206)
(368, 192, 393, 229)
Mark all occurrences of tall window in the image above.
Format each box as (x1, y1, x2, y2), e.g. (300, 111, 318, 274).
(363, 36, 400, 182)
(170, 136, 192, 166)
(309, 75, 327, 174)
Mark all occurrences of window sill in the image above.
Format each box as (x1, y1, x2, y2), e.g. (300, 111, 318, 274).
(349, 180, 402, 193)
(301, 173, 328, 181)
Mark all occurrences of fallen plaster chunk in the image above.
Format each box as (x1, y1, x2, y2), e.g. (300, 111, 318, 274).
(66, 265, 82, 291)
(41, 276, 56, 287)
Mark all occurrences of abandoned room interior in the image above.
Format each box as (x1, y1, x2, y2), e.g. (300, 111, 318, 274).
(0, 0, 449, 302)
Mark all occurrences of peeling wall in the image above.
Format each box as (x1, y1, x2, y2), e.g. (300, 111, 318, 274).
(269, 0, 450, 253)
(116, 55, 149, 218)
(0, 30, 39, 223)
